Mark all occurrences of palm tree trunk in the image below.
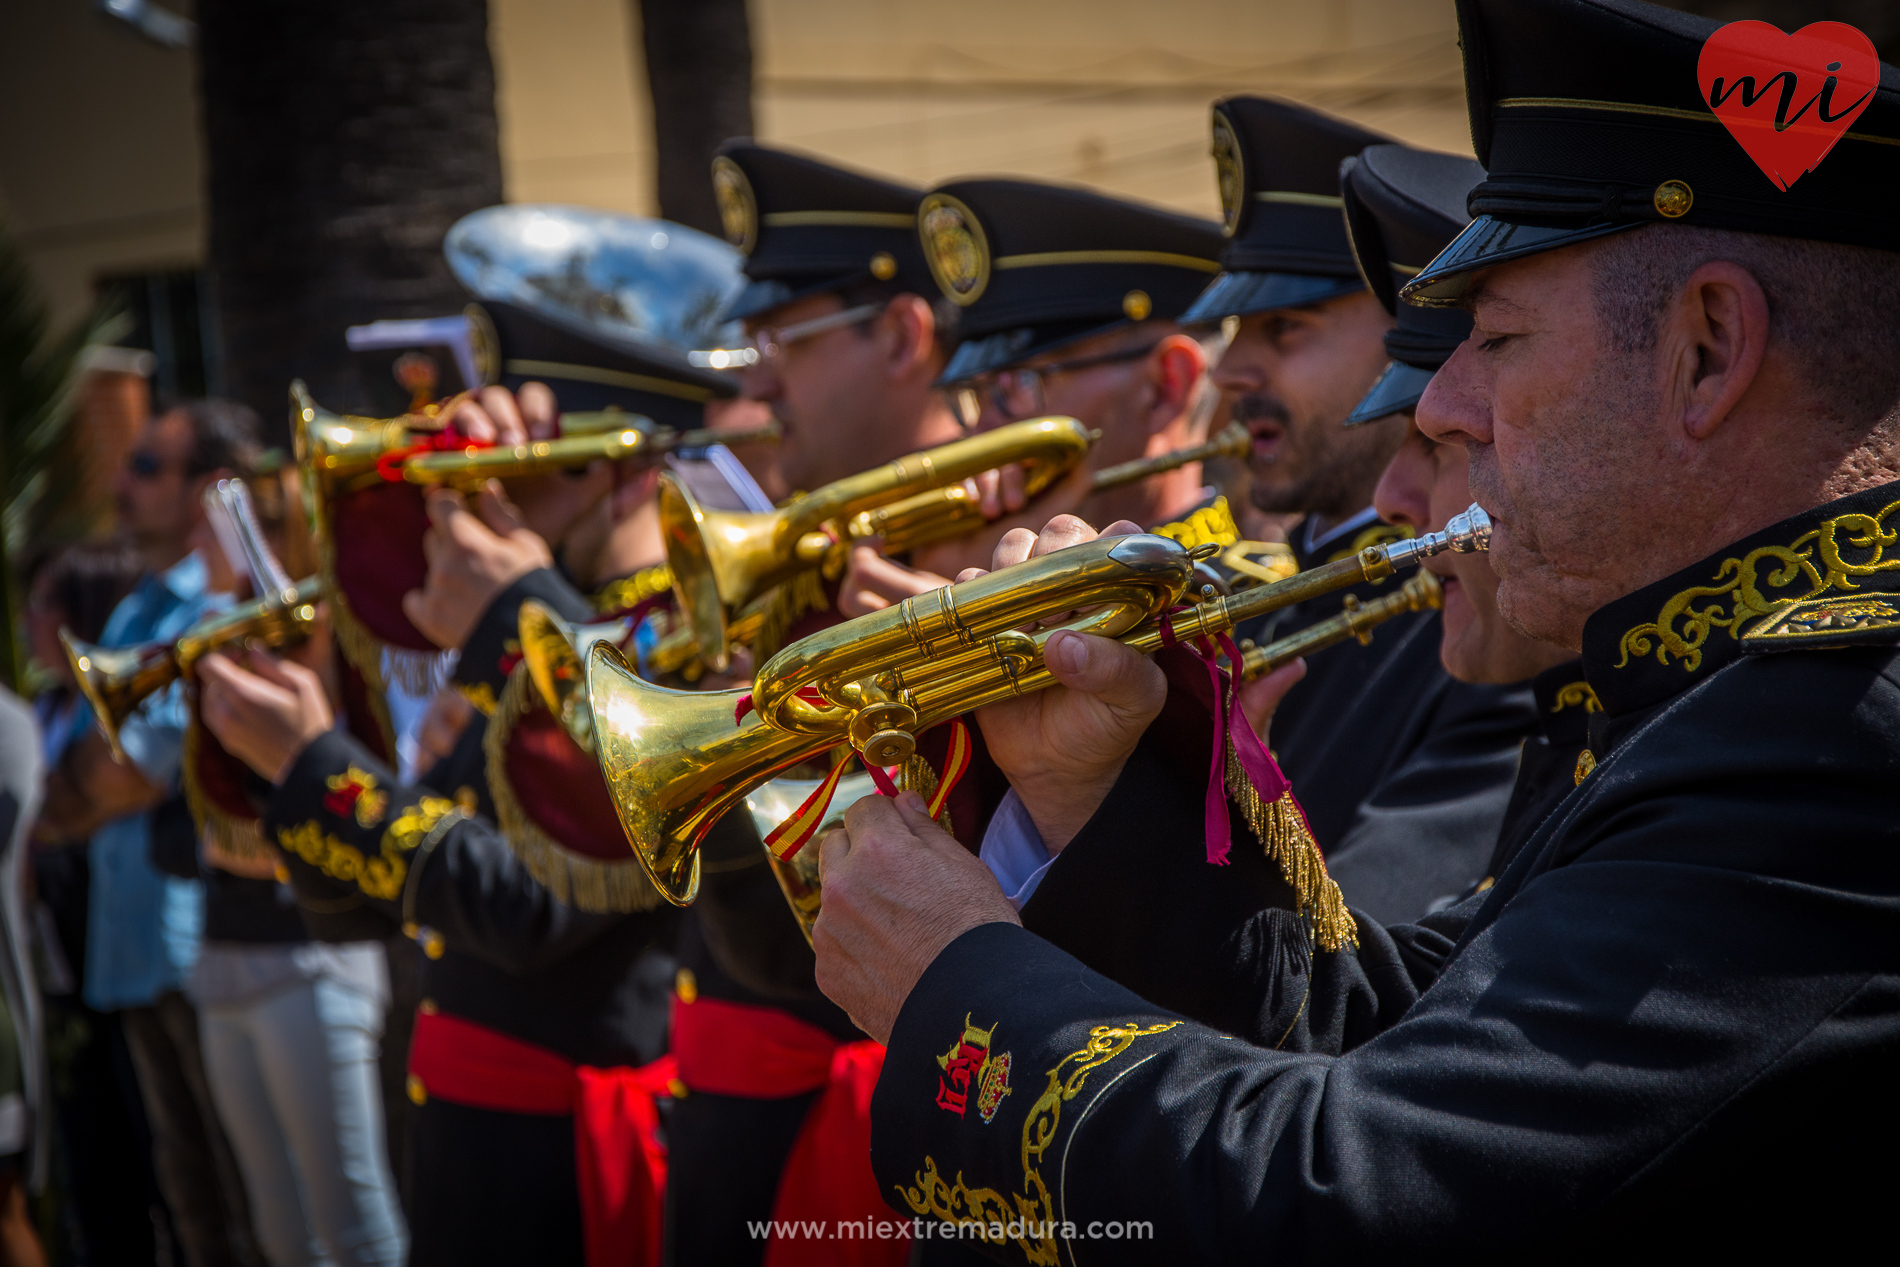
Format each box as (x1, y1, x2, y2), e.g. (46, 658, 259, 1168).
(197, 0, 504, 437)
(638, 0, 756, 237)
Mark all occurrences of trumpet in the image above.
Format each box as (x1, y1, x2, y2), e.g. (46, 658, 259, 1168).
(586, 504, 1490, 906)
(516, 600, 635, 753)
(67, 478, 321, 764)
(660, 415, 1096, 670)
(1240, 570, 1442, 680)
(64, 579, 321, 764)
(848, 421, 1253, 556)
(290, 380, 780, 494)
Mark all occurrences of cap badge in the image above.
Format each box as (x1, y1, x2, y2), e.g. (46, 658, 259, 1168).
(1652, 180, 1694, 219)
(869, 251, 897, 280)
(1211, 109, 1246, 237)
(1697, 20, 1878, 193)
(1122, 289, 1152, 321)
(919, 193, 990, 307)
(710, 156, 758, 253)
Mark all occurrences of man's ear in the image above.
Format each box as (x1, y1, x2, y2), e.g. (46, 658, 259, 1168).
(1143, 334, 1207, 435)
(1672, 260, 1770, 441)
(882, 294, 936, 379)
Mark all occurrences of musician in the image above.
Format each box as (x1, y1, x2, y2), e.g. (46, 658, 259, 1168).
(815, 0, 1900, 1254)
(669, 140, 953, 1267)
(202, 256, 748, 1264)
(870, 179, 1231, 598)
(1338, 142, 1587, 897)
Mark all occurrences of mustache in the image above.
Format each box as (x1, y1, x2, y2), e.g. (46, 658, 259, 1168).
(1230, 395, 1291, 427)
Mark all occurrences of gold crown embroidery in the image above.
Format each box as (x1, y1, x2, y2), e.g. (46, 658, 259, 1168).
(897, 1020, 1179, 1264)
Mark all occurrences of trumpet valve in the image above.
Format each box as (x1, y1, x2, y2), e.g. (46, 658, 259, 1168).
(843, 682, 919, 765)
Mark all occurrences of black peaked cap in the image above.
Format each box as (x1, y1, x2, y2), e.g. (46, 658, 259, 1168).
(474, 301, 734, 432)
(712, 141, 930, 323)
(920, 178, 1225, 384)
(1405, 0, 1900, 305)
(1341, 145, 1484, 425)
(1182, 95, 1393, 324)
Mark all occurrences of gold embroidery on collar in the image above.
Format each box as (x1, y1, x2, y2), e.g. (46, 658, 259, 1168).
(1550, 681, 1602, 713)
(1616, 498, 1900, 672)
(895, 1020, 1179, 1263)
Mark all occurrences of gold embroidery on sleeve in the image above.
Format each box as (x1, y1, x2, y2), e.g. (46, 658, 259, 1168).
(1617, 499, 1900, 672)
(1151, 497, 1239, 552)
(274, 793, 455, 903)
(895, 1020, 1178, 1264)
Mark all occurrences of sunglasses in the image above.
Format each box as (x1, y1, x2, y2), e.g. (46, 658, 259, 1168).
(126, 450, 174, 480)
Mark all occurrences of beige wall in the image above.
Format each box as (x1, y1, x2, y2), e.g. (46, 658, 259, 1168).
(1, 0, 1469, 328)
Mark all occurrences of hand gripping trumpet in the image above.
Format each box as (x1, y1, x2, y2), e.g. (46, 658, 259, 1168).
(63, 480, 321, 763)
(585, 504, 1490, 907)
(846, 421, 1252, 557)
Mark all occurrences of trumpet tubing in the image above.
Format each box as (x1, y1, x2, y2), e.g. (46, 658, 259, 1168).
(661, 415, 1095, 670)
(587, 506, 1489, 910)
(1240, 571, 1443, 680)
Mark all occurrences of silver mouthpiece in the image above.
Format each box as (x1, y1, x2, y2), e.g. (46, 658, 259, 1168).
(1385, 503, 1491, 569)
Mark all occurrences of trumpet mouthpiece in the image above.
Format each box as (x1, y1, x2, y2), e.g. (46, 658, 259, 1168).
(1386, 502, 1491, 568)
(1440, 503, 1492, 554)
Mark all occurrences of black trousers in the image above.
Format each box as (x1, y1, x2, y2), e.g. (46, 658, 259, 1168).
(407, 1099, 584, 1267)
(120, 990, 261, 1267)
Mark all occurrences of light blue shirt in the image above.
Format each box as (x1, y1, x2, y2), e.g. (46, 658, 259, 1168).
(84, 553, 214, 1012)
(978, 789, 1058, 910)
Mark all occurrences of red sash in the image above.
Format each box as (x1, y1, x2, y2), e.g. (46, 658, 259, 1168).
(407, 1009, 676, 1267)
(671, 995, 907, 1267)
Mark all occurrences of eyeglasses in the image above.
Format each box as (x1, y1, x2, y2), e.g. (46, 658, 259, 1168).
(949, 343, 1161, 430)
(750, 302, 885, 363)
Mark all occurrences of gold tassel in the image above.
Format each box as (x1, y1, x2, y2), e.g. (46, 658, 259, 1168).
(898, 751, 955, 839)
(1224, 743, 1357, 952)
(483, 667, 665, 914)
(180, 725, 273, 863)
(749, 569, 829, 665)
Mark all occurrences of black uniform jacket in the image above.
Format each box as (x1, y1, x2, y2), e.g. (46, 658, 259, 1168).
(1242, 513, 1538, 921)
(271, 568, 678, 1067)
(870, 482, 1900, 1260)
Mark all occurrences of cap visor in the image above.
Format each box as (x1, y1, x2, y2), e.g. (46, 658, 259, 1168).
(1181, 271, 1362, 325)
(1344, 361, 1436, 427)
(939, 320, 1125, 386)
(1400, 217, 1640, 308)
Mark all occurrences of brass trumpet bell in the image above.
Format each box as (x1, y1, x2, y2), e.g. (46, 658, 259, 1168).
(63, 576, 323, 764)
(586, 532, 1199, 904)
(517, 600, 635, 753)
(62, 634, 176, 764)
(660, 415, 1096, 669)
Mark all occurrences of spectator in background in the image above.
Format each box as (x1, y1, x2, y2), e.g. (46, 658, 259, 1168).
(158, 513, 407, 1267)
(21, 540, 171, 1262)
(0, 685, 49, 1267)
(35, 400, 264, 1267)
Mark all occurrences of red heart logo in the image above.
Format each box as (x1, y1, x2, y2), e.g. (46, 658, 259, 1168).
(1697, 20, 1879, 192)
